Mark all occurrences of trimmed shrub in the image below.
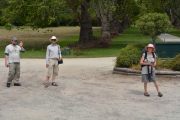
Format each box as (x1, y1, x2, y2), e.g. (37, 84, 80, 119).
(157, 59, 173, 70)
(172, 54, 180, 71)
(116, 45, 141, 68)
(116, 44, 180, 71)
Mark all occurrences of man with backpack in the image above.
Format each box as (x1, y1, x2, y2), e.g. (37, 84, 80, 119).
(140, 44, 163, 97)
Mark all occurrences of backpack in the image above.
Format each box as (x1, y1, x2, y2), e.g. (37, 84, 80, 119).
(141, 51, 155, 68)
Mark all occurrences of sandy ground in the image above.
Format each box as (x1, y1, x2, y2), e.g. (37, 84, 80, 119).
(0, 58, 180, 120)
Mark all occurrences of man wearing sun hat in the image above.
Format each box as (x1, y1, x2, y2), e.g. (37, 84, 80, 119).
(44, 36, 62, 87)
(4, 36, 25, 87)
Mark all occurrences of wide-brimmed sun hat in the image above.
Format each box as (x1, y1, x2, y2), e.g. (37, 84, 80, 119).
(147, 43, 155, 48)
(50, 36, 57, 40)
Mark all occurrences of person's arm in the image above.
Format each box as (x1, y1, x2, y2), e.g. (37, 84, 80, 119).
(46, 46, 50, 68)
(153, 60, 157, 67)
(19, 41, 25, 52)
(152, 54, 157, 67)
(140, 55, 151, 66)
(58, 45, 62, 60)
(4, 47, 9, 67)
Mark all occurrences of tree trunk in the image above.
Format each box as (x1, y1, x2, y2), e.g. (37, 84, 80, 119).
(110, 16, 130, 36)
(171, 13, 180, 28)
(110, 20, 125, 36)
(99, 15, 111, 47)
(110, 20, 121, 36)
(79, 0, 93, 44)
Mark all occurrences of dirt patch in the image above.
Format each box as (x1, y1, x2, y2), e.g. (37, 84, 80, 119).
(0, 58, 180, 120)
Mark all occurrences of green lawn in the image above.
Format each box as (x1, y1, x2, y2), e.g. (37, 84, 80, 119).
(0, 27, 156, 58)
(168, 27, 180, 37)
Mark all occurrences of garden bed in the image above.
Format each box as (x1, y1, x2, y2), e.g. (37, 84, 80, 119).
(113, 67, 180, 77)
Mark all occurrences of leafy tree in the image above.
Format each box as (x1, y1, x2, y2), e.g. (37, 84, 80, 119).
(1, 0, 73, 27)
(136, 13, 171, 44)
(137, 0, 180, 28)
(0, 0, 8, 25)
(110, 0, 139, 35)
(164, 0, 180, 28)
(137, 0, 165, 14)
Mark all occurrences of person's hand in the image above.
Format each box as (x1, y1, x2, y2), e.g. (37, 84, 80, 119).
(150, 63, 156, 67)
(143, 61, 151, 66)
(153, 63, 156, 67)
(19, 41, 23, 47)
(46, 64, 49, 68)
(5, 63, 9, 67)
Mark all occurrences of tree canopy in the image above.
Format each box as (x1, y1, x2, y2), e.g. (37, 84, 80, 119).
(0, 0, 179, 47)
(136, 13, 171, 43)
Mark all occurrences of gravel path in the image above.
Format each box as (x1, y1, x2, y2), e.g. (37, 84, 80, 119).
(0, 58, 180, 120)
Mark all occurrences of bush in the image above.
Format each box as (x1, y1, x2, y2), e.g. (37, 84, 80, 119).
(116, 45, 141, 68)
(157, 59, 173, 70)
(171, 54, 180, 71)
(116, 44, 180, 71)
(136, 13, 171, 38)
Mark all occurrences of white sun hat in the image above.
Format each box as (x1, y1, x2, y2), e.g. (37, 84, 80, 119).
(50, 36, 57, 40)
(147, 43, 155, 48)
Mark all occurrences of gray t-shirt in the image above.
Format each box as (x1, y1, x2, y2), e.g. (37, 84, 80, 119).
(5, 44, 21, 63)
(141, 52, 157, 74)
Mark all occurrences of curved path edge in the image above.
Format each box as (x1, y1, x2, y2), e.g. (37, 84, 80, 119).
(113, 67, 180, 77)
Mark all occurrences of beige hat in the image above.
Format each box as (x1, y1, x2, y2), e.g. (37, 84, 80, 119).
(147, 43, 154, 48)
(50, 36, 57, 40)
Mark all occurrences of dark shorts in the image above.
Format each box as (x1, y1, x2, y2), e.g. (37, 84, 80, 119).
(142, 73, 156, 83)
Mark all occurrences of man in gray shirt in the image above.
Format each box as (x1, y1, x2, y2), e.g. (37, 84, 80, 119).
(4, 37, 25, 87)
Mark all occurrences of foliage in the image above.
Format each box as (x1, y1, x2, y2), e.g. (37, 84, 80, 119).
(165, 0, 180, 27)
(115, 0, 139, 22)
(157, 59, 173, 70)
(136, 13, 171, 38)
(157, 54, 180, 71)
(116, 45, 141, 68)
(0, 0, 76, 27)
(171, 54, 180, 71)
(136, 0, 165, 14)
(4, 23, 13, 30)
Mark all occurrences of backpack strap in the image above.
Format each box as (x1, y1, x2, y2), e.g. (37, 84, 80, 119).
(152, 52, 155, 59)
(144, 51, 147, 61)
(57, 45, 62, 58)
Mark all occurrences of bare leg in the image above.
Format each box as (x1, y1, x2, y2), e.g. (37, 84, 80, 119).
(46, 76, 50, 82)
(51, 64, 58, 86)
(44, 76, 50, 87)
(144, 82, 148, 93)
(52, 75, 55, 82)
(153, 81, 160, 93)
(154, 81, 163, 97)
(51, 75, 58, 86)
(144, 82, 150, 96)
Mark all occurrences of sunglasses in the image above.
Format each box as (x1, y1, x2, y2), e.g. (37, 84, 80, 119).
(51, 39, 57, 41)
(12, 40, 18, 42)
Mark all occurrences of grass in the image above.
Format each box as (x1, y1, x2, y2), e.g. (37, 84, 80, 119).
(0, 26, 156, 58)
(167, 27, 180, 37)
